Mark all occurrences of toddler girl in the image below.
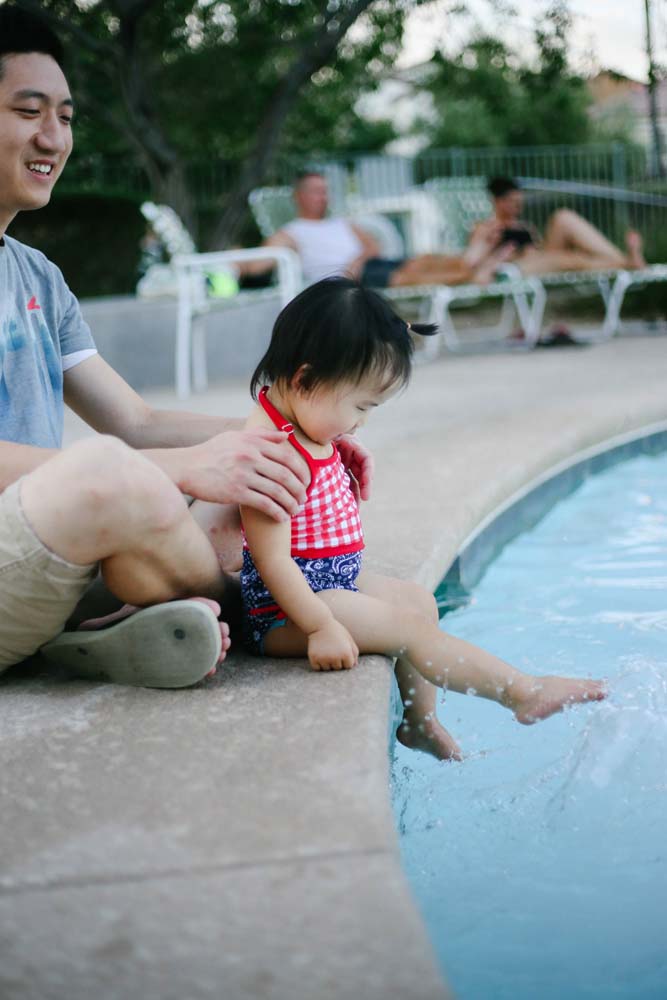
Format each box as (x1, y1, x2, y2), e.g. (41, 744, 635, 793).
(240, 277, 605, 759)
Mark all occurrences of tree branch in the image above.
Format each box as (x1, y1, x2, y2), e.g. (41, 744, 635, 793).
(209, 0, 378, 246)
(15, 0, 116, 58)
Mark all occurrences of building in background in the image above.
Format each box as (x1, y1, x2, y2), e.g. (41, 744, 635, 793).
(588, 70, 667, 151)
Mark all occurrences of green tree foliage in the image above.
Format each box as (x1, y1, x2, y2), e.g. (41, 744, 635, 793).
(516, 1, 590, 144)
(14, 0, 409, 243)
(419, 1, 592, 149)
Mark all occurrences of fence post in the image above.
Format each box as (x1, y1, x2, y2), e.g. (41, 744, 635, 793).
(451, 147, 467, 178)
(612, 141, 629, 237)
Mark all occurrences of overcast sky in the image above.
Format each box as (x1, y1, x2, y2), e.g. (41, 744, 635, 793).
(399, 1, 665, 82)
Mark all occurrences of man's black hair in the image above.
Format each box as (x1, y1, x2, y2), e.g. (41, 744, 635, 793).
(250, 277, 437, 399)
(0, 5, 65, 79)
(487, 176, 520, 199)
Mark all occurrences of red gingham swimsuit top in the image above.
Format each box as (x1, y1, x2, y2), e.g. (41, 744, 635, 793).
(253, 386, 364, 559)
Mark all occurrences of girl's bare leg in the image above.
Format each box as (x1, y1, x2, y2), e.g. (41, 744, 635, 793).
(356, 572, 461, 761)
(265, 589, 605, 728)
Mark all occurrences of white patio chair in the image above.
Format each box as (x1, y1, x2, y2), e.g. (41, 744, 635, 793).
(172, 247, 302, 399)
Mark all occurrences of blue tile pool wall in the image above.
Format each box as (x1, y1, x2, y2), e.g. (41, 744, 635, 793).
(436, 427, 667, 613)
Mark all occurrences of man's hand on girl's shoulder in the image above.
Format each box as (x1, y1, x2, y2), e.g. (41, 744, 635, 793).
(179, 428, 309, 521)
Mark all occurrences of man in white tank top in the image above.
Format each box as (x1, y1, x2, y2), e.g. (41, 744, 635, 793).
(250, 172, 513, 289)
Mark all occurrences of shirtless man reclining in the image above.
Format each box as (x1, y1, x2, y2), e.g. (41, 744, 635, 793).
(468, 176, 646, 277)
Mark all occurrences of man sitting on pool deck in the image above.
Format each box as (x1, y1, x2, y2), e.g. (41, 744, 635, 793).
(246, 171, 512, 288)
(468, 176, 646, 277)
(0, 7, 373, 687)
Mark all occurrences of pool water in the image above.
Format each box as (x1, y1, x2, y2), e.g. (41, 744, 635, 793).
(392, 450, 667, 1000)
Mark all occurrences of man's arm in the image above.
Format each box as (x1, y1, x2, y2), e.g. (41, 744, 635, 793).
(0, 442, 59, 492)
(64, 354, 242, 447)
(63, 354, 309, 519)
(237, 230, 299, 277)
(346, 224, 381, 280)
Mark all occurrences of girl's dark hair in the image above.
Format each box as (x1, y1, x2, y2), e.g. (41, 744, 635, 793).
(0, 5, 66, 79)
(250, 277, 437, 399)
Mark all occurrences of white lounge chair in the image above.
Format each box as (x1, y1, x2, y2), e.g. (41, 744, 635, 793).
(424, 177, 667, 342)
(248, 185, 546, 357)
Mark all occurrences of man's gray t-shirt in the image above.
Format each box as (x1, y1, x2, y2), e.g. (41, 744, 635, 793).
(0, 235, 96, 447)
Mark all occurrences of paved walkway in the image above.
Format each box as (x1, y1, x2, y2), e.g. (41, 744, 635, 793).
(2, 336, 666, 999)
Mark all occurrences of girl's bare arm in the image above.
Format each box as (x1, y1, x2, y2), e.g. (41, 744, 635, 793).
(241, 506, 358, 669)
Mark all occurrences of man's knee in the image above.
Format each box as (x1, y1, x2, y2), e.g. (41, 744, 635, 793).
(21, 436, 186, 564)
(550, 208, 577, 228)
(73, 437, 186, 535)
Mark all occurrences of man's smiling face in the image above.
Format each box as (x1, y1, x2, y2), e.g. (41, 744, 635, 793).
(0, 51, 73, 233)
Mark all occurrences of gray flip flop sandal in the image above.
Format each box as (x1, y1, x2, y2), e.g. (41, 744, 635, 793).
(40, 600, 222, 688)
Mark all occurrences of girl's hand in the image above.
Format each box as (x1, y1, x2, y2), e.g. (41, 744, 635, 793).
(336, 435, 373, 502)
(307, 620, 359, 671)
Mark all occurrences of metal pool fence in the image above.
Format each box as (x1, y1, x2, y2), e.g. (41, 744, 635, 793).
(60, 142, 667, 257)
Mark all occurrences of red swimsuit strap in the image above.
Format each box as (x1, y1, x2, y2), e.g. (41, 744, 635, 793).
(258, 386, 316, 471)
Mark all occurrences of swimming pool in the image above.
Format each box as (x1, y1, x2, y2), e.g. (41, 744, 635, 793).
(392, 446, 667, 1000)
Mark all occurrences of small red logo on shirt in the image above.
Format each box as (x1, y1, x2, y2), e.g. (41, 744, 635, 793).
(27, 296, 41, 311)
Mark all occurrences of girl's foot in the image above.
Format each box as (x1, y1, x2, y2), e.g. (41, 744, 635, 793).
(512, 676, 606, 725)
(397, 716, 463, 761)
(625, 230, 646, 270)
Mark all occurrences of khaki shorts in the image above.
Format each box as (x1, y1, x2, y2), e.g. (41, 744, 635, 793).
(0, 480, 97, 670)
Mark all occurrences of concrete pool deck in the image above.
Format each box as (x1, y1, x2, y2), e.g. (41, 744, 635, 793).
(2, 334, 667, 999)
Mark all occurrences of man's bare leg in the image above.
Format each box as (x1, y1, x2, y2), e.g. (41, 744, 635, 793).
(625, 230, 646, 269)
(356, 573, 462, 761)
(389, 255, 473, 287)
(542, 209, 645, 269)
(469, 243, 517, 284)
(517, 247, 615, 275)
(21, 437, 233, 666)
(389, 242, 516, 289)
(189, 499, 244, 573)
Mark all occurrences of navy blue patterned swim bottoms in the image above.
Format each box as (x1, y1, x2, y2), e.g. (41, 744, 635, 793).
(240, 548, 363, 655)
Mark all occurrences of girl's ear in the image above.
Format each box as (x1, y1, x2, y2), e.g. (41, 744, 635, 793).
(291, 364, 311, 392)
